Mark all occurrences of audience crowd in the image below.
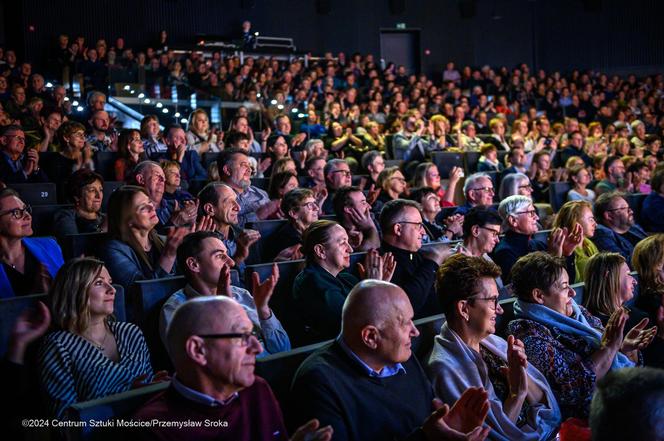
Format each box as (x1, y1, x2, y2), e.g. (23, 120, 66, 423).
(2, 29, 664, 441)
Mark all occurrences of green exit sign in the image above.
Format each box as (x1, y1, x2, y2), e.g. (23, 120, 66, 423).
(396, 23, 406, 29)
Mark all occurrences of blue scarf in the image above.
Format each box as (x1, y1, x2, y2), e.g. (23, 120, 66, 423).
(513, 299, 635, 370)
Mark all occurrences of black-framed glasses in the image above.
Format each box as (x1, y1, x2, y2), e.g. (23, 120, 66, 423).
(0, 204, 32, 219)
(518, 184, 533, 190)
(300, 201, 319, 210)
(331, 170, 351, 177)
(469, 296, 500, 310)
(479, 226, 501, 238)
(198, 330, 260, 347)
(472, 186, 494, 193)
(606, 206, 632, 213)
(397, 221, 425, 229)
(514, 209, 538, 218)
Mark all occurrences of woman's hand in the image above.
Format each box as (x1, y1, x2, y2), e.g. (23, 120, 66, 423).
(358, 249, 383, 280)
(622, 316, 657, 355)
(502, 335, 528, 400)
(8, 301, 51, 365)
(601, 308, 628, 353)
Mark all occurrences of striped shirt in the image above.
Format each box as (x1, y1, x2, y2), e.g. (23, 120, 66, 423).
(38, 321, 154, 418)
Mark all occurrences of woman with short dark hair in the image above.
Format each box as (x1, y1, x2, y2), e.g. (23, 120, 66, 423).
(53, 169, 106, 238)
(428, 254, 560, 440)
(507, 251, 656, 419)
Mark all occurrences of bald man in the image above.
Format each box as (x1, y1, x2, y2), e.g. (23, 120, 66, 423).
(290, 280, 491, 441)
(134, 296, 331, 441)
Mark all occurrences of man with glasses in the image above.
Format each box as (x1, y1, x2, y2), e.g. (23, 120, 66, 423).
(0, 124, 47, 183)
(0, 188, 63, 297)
(592, 191, 647, 263)
(595, 156, 628, 197)
(322, 158, 352, 214)
(449, 172, 495, 217)
(137, 296, 330, 440)
(494, 195, 580, 283)
(380, 199, 451, 318)
(159, 231, 290, 356)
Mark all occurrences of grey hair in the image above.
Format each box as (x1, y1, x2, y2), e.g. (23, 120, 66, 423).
(499, 172, 530, 200)
(498, 195, 533, 220)
(324, 158, 348, 177)
(463, 172, 492, 195)
(304, 138, 324, 154)
(133, 160, 161, 177)
(87, 90, 106, 106)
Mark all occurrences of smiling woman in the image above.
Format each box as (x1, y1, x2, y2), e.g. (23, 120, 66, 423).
(38, 257, 158, 418)
(53, 169, 107, 239)
(428, 253, 560, 440)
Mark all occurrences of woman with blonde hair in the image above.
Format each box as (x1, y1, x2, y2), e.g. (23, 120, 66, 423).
(553, 200, 599, 282)
(38, 257, 165, 418)
(428, 114, 454, 150)
(583, 252, 649, 329)
(186, 108, 222, 154)
(372, 166, 408, 215)
(632, 234, 664, 367)
(411, 162, 461, 207)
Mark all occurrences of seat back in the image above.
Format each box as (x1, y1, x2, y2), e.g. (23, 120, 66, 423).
(0, 286, 125, 359)
(431, 152, 464, 179)
(102, 181, 123, 210)
(61, 232, 110, 259)
(201, 152, 220, 168)
(495, 298, 516, 339)
(10, 182, 57, 205)
(549, 182, 571, 213)
(65, 382, 169, 441)
(571, 281, 585, 306)
(32, 204, 72, 236)
(464, 151, 481, 174)
(250, 177, 270, 191)
(93, 152, 118, 181)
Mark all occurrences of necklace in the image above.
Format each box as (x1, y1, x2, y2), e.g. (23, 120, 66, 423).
(82, 327, 109, 352)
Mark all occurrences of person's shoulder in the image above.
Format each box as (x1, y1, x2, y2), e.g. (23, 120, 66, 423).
(295, 342, 344, 380)
(53, 208, 76, 220)
(508, 317, 552, 337)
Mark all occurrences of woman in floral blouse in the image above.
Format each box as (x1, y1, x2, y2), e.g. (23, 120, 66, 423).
(507, 251, 656, 419)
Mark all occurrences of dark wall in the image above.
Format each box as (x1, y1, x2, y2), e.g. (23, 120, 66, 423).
(7, 0, 664, 77)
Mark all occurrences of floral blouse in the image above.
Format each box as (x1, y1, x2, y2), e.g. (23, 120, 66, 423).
(507, 306, 602, 420)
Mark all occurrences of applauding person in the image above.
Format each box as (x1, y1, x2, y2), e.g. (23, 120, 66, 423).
(160, 231, 290, 356)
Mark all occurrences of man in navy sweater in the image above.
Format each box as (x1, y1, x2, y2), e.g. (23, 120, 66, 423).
(291, 280, 491, 441)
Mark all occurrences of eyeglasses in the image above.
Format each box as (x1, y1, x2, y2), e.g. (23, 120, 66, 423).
(469, 296, 500, 310)
(479, 226, 501, 238)
(518, 184, 533, 190)
(331, 170, 351, 177)
(198, 329, 260, 347)
(606, 205, 632, 213)
(0, 205, 32, 219)
(390, 177, 407, 183)
(513, 209, 538, 218)
(5, 134, 25, 142)
(472, 186, 494, 193)
(397, 221, 425, 229)
(300, 201, 319, 210)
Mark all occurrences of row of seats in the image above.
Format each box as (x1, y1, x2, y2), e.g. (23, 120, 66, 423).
(60, 277, 593, 441)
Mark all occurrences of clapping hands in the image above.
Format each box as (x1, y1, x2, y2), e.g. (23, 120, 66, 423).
(357, 249, 396, 282)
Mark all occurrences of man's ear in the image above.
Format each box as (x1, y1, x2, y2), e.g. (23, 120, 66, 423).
(185, 336, 207, 366)
(392, 222, 402, 237)
(360, 325, 380, 350)
(203, 202, 215, 217)
(471, 224, 480, 238)
(507, 214, 519, 230)
(135, 173, 145, 185)
(185, 256, 200, 274)
(222, 164, 232, 177)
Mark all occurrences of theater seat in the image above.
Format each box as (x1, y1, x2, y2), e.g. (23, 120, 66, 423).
(65, 382, 169, 441)
(32, 204, 72, 236)
(60, 232, 110, 259)
(93, 151, 119, 181)
(549, 182, 571, 212)
(0, 286, 125, 359)
(431, 151, 464, 179)
(10, 182, 57, 205)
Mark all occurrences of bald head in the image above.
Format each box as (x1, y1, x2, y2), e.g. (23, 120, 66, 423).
(341, 280, 409, 335)
(167, 296, 244, 367)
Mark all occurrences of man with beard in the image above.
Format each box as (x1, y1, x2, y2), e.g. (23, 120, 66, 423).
(592, 192, 648, 264)
(216, 148, 280, 227)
